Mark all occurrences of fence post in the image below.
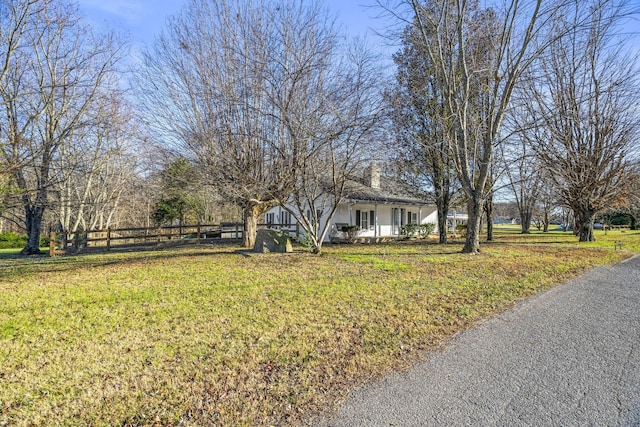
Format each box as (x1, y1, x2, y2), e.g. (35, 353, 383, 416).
(49, 231, 56, 257)
(296, 223, 300, 239)
(107, 228, 111, 251)
(236, 224, 240, 239)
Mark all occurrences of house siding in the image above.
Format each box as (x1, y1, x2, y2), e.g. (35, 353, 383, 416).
(263, 183, 438, 242)
(280, 202, 438, 242)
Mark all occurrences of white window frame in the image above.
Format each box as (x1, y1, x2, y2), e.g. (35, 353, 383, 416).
(361, 211, 369, 230)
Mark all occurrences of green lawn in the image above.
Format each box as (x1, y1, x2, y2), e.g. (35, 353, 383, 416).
(490, 225, 640, 251)
(0, 231, 636, 426)
(0, 247, 48, 257)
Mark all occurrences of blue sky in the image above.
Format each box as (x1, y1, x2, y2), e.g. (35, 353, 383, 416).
(76, 0, 639, 70)
(77, 0, 386, 48)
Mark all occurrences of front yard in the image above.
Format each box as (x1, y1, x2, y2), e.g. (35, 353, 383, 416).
(0, 230, 636, 425)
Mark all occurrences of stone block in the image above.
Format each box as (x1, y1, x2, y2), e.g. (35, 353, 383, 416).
(253, 229, 293, 253)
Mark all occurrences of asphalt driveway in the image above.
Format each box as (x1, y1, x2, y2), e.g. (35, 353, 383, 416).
(318, 255, 640, 426)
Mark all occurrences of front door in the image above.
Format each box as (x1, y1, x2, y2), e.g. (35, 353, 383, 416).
(392, 208, 406, 235)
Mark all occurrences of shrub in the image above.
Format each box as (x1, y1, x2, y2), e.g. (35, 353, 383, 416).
(340, 225, 359, 243)
(401, 223, 436, 239)
(0, 231, 27, 249)
(420, 223, 436, 237)
(293, 232, 315, 252)
(0, 231, 50, 249)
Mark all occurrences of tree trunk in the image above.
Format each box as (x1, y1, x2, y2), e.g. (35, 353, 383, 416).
(485, 196, 493, 241)
(561, 210, 571, 232)
(543, 209, 549, 233)
(311, 242, 322, 255)
(462, 196, 483, 253)
(436, 195, 449, 244)
(520, 209, 532, 234)
(21, 204, 45, 255)
(574, 208, 596, 242)
(242, 206, 259, 248)
(433, 171, 451, 244)
(578, 223, 594, 242)
(437, 209, 448, 244)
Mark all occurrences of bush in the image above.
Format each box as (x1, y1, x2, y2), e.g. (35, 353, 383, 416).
(40, 234, 50, 248)
(340, 225, 359, 243)
(292, 232, 315, 252)
(0, 231, 27, 249)
(420, 223, 436, 237)
(401, 223, 436, 239)
(0, 232, 50, 249)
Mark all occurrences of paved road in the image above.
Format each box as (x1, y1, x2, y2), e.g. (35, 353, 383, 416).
(319, 255, 640, 426)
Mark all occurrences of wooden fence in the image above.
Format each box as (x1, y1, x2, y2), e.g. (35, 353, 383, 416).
(606, 225, 631, 230)
(49, 222, 300, 257)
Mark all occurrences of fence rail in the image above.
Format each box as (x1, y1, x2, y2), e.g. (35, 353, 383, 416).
(607, 224, 631, 230)
(48, 222, 300, 257)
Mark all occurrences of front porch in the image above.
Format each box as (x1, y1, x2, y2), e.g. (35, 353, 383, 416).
(328, 203, 437, 242)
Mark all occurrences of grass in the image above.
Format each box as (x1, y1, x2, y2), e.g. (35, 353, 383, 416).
(0, 230, 636, 426)
(490, 224, 640, 251)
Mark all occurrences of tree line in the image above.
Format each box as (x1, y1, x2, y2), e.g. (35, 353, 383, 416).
(1, 0, 638, 255)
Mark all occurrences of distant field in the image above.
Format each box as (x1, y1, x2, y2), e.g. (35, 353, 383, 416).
(0, 231, 636, 426)
(489, 225, 640, 252)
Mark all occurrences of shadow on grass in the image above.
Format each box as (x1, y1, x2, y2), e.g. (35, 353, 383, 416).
(482, 240, 579, 245)
(0, 242, 247, 279)
(325, 240, 466, 258)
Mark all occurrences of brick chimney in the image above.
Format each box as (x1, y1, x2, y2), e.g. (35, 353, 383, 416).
(365, 165, 381, 189)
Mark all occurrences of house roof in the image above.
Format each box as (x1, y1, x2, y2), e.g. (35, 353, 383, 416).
(342, 178, 431, 206)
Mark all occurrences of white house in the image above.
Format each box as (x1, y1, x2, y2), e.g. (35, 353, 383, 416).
(264, 166, 441, 242)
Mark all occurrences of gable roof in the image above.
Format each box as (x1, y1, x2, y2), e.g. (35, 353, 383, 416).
(342, 178, 431, 206)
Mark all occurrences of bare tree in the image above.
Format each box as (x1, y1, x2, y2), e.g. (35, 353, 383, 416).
(272, 36, 382, 254)
(499, 132, 544, 234)
(0, 0, 124, 254)
(138, 0, 380, 249)
(536, 180, 556, 232)
(51, 94, 136, 233)
(388, 0, 560, 253)
(136, 0, 290, 248)
(627, 159, 640, 230)
(520, 0, 639, 241)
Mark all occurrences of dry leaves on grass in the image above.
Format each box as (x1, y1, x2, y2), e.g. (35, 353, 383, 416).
(0, 240, 631, 426)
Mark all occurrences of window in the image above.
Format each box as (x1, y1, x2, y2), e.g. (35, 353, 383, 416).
(266, 212, 275, 225)
(355, 210, 365, 229)
(356, 210, 369, 230)
(281, 211, 292, 226)
(361, 211, 369, 230)
(392, 208, 399, 234)
(356, 210, 374, 230)
(408, 211, 417, 224)
(392, 208, 406, 235)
